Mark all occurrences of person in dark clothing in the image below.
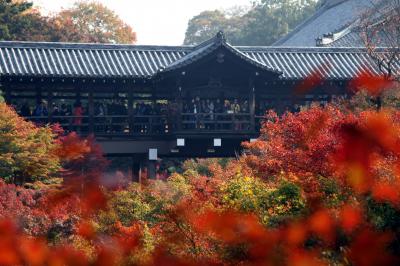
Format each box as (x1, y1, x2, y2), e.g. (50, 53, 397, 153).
(20, 101, 31, 117)
(214, 99, 223, 113)
(33, 100, 48, 117)
(51, 103, 62, 124)
(52, 103, 60, 116)
(58, 103, 70, 129)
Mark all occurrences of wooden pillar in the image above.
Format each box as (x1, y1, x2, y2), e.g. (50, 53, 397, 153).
(47, 87, 53, 123)
(249, 78, 256, 132)
(127, 86, 134, 134)
(177, 79, 183, 132)
(88, 87, 94, 133)
(76, 87, 81, 103)
(131, 157, 142, 183)
(147, 160, 156, 180)
(149, 84, 156, 134)
(74, 87, 81, 132)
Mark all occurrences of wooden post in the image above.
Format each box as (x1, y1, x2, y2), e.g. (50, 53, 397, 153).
(147, 160, 156, 180)
(76, 87, 81, 103)
(177, 80, 183, 132)
(128, 86, 134, 134)
(74, 88, 81, 132)
(47, 87, 53, 123)
(147, 84, 155, 134)
(88, 87, 94, 133)
(131, 157, 142, 183)
(249, 78, 256, 132)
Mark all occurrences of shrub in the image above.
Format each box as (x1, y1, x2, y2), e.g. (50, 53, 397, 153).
(221, 175, 306, 227)
(221, 175, 270, 212)
(263, 181, 306, 226)
(0, 103, 60, 184)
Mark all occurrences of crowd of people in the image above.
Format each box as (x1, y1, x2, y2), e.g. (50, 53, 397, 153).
(12, 96, 315, 133)
(181, 97, 250, 130)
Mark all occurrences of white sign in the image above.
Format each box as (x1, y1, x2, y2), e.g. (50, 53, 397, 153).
(149, 149, 158, 161)
(214, 138, 222, 147)
(177, 138, 185, 146)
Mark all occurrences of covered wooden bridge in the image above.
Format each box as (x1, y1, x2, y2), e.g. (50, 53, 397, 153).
(0, 32, 391, 178)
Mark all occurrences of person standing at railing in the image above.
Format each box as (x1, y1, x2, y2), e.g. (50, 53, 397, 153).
(51, 103, 62, 124)
(20, 101, 31, 117)
(193, 98, 200, 129)
(241, 100, 249, 130)
(59, 103, 70, 131)
(208, 100, 215, 130)
(33, 100, 48, 117)
(115, 100, 127, 133)
(73, 101, 83, 132)
(108, 100, 117, 132)
(33, 100, 48, 124)
(94, 102, 106, 133)
(214, 99, 223, 130)
(167, 100, 178, 132)
(201, 100, 209, 129)
(215, 99, 223, 113)
(155, 102, 166, 133)
(188, 99, 196, 130)
(223, 100, 231, 130)
(231, 99, 240, 131)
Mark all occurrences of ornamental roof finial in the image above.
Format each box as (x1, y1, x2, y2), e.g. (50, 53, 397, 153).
(216, 31, 226, 43)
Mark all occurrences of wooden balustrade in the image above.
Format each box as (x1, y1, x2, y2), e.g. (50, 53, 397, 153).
(23, 112, 261, 136)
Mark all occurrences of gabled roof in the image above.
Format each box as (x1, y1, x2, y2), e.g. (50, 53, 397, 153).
(0, 32, 398, 81)
(274, 0, 377, 47)
(160, 31, 281, 76)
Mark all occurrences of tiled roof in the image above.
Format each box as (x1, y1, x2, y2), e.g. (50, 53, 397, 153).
(241, 47, 399, 80)
(321, 5, 396, 48)
(160, 31, 281, 75)
(0, 42, 190, 79)
(0, 33, 398, 81)
(274, 0, 378, 47)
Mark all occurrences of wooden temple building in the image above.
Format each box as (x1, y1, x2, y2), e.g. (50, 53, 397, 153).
(0, 31, 397, 178)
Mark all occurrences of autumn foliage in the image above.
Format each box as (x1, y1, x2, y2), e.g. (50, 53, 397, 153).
(0, 103, 60, 184)
(1, 83, 400, 265)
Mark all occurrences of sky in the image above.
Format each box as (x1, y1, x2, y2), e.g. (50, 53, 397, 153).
(32, 0, 251, 45)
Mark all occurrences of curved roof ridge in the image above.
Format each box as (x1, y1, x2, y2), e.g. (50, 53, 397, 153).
(160, 32, 281, 75)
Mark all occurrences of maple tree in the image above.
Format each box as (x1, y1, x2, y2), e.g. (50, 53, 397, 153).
(0, 103, 60, 184)
(52, 1, 137, 44)
(0, 0, 137, 44)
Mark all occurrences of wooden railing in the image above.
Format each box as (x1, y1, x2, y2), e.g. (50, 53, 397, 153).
(25, 113, 263, 136)
(180, 113, 253, 132)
